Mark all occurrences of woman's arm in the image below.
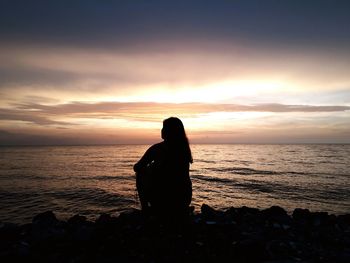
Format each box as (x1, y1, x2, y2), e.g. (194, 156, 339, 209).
(133, 144, 157, 173)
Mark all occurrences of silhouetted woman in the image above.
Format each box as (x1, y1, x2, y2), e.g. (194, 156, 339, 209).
(134, 117, 193, 217)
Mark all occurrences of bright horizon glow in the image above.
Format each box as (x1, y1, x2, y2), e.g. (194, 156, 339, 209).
(110, 79, 290, 104)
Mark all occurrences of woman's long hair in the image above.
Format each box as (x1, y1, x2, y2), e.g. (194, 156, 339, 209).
(162, 117, 193, 163)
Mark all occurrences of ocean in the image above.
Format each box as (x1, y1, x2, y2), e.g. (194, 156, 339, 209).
(0, 144, 349, 223)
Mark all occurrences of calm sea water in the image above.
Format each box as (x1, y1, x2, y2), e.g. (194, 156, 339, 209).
(0, 144, 349, 223)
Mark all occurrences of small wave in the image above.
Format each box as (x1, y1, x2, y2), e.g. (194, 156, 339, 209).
(197, 159, 217, 164)
(192, 174, 235, 184)
(207, 167, 280, 175)
(286, 171, 309, 176)
(1, 174, 135, 181)
(306, 187, 350, 202)
(234, 181, 281, 194)
(46, 187, 133, 207)
(192, 175, 299, 196)
(0, 190, 41, 201)
(80, 175, 134, 181)
(192, 175, 284, 195)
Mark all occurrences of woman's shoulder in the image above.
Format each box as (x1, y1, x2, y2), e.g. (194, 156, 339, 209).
(148, 141, 165, 152)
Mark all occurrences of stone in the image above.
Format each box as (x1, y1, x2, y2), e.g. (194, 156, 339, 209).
(201, 204, 219, 221)
(68, 214, 87, 226)
(32, 211, 58, 226)
(292, 208, 311, 226)
(31, 211, 66, 242)
(1, 206, 349, 263)
(263, 206, 288, 219)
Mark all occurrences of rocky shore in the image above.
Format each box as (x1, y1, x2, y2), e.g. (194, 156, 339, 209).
(1, 205, 349, 262)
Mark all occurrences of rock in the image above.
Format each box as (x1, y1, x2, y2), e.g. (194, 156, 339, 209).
(0, 222, 20, 247)
(67, 214, 94, 242)
(201, 204, 220, 221)
(292, 208, 311, 224)
(311, 212, 329, 227)
(201, 204, 235, 225)
(263, 206, 289, 220)
(31, 211, 66, 242)
(95, 213, 113, 225)
(72, 224, 94, 242)
(238, 206, 261, 223)
(337, 214, 350, 231)
(265, 240, 294, 260)
(1, 205, 349, 263)
(67, 214, 87, 226)
(235, 237, 267, 262)
(262, 206, 291, 230)
(294, 209, 333, 228)
(32, 211, 58, 226)
(239, 206, 260, 216)
(337, 250, 350, 263)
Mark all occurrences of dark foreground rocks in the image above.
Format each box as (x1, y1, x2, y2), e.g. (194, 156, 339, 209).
(1, 205, 350, 263)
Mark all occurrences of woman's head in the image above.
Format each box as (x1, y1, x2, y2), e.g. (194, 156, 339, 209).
(161, 117, 186, 141)
(161, 117, 193, 163)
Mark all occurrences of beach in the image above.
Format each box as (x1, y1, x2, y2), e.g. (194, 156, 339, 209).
(1, 204, 349, 262)
(1, 144, 349, 261)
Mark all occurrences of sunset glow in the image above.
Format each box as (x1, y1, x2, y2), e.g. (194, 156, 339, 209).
(0, 1, 349, 145)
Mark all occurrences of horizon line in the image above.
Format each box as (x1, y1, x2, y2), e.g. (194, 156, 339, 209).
(1, 142, 350, 147)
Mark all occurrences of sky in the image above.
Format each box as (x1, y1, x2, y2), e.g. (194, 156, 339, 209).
(0, 0, 350, 145)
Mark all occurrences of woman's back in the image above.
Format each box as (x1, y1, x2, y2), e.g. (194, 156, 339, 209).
(152, 141, 191, 203)
(134, 117, 192, 216)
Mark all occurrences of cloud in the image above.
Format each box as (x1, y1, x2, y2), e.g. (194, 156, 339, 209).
(234, 104, 350, 113)
(1, 43, 349, 108)
(0, 66, 84, 87)
(1, 101, 348, 126)
(0, 44, 267, 88)
(0, 108, 72, 126)
(1, 101, 349, 145)
(19, 101, 350, 113)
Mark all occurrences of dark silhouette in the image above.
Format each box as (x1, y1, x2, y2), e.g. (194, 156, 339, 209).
(134, 117, 193, 218)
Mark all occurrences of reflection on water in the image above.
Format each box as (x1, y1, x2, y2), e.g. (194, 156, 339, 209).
(0, 144, 349, 223)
